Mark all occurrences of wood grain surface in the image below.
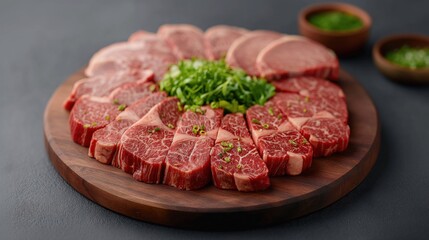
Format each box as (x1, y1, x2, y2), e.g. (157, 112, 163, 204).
(43, 69, 380, 230)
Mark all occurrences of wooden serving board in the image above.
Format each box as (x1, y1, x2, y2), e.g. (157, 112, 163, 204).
(44, 69, 380, 230)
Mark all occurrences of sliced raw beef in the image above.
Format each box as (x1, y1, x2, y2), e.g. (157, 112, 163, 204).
(246, 102, 313, 176)
(256, 36, 339, 80)
(63, 70, 154, 111)
(204, 25, 249, 60)
(85, 35, 177, 81)
(108, 81, 158, 106)
(210, 113, 270, 191)
(273, 92, 348, 126)
(89, 92, 167, 164)
(226, 30, 282, 76)
(298, 117, 350, 157)
(115, 97, 182, 183)
(69, 96, 121, 147)
(163, 107, 223, 190)
(128, 30, 155, 42)
(158, 24, 207, 59)
(272, 77, 345, 99)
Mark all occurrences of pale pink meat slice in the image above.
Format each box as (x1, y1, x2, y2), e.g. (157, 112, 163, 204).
(204, 25, 249, 60)
(158, 24, 207, 60)
(85, 35, 177, 81)
(256, 36, 339, 80)
(226, 30, 282, 76)
(63, 70, 154, 111)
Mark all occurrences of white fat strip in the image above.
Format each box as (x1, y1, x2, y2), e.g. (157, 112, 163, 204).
(286, 152, 304, 175)
(288, 117, 310, 130)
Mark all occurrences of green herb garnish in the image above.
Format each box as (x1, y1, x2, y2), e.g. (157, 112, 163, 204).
(104, 115, 110, 121)
(224, 157, 231, 163)
(160, 59, 275, 113)
(308, 11, 363, 32)
(118, 104, 126, 111)
(268, 107, 274, 116)
(149, 127, 161, 133)
(385, 45, 429, 69)
(113, 99, 120, 105)
(237, 146, 242, 153)
(251, 118, 260, 124)
(167, 123, 175, 129)
(289, 139, 298, 147)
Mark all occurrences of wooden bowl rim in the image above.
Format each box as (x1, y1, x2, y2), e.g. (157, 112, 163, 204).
(373, 34, 429, 74)
(299, 2, 372, 37)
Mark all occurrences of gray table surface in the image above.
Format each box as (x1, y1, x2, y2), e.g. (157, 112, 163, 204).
(1, 0, 429, 239)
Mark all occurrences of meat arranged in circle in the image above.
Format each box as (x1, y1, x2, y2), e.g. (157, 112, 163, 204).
(89, 92, 167, 164)
(114, 97, 182, 183)
(163, 107, 223, 190)
(64, 70, 154, 111)
(64, 24, 351, 191)
(204, 25, 249, 60)
(226, 30, 282, 76)
(210, 113, 270, 191)
(85, 34, 177, 81)
(69, 96, 121, 147)
(246, 102, 313, 176)
(256, 36, 339, 80)
(157, 24, 207, 60)
(272, 77, 345, 99)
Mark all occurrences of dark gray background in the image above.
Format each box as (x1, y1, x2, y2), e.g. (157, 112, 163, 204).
(1, 0, 428, 239)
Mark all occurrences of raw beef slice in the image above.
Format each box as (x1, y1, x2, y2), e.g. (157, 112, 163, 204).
(272, 77, 345, 99)
(257, 36, 339, 80)
(89, 92, 166, 164)
(69, 96, 121, 147)
(115, 97, 182, 183)
(204, 25, 249, 60)
(163, 106, 223, 190)
(85, 35, 177, 81)
(298, 117, 350, 157)
(210, 113, 270, 191)
(226, 30, 282, 76)
(158, 24, 207, 60)
(273, 92, 348, 126)
(63, 70, 154, 111)
(246, 102, 313, 176)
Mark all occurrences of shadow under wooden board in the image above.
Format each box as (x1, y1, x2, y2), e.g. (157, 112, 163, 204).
(44, 69, 380, 230)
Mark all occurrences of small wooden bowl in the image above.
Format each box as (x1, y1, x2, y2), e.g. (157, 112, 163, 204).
(299, 3, 371, 56)
(373, 34, 429, 84)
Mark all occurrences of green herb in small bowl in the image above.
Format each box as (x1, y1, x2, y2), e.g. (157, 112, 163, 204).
(385, 45, 429, 69)
(308, 11, 364, 32)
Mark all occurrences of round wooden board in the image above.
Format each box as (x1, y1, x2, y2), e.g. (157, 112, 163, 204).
(44, 69, 380, 230)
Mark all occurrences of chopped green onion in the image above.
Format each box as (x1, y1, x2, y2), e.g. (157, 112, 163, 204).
(289, 139, 298, 147)
(160, 59, 275, 113)
(224, 157, 231, 163)
(118, 104, 126, 111)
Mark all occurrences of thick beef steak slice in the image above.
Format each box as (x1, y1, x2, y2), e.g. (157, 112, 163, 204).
(272, 77, 345, 99)
(69, 96, 120, 147)
(246, 102, 313, 176)
(211, 113, 270, 191)
(89, 92, 166, 164)
(115, 97, 182, 183)
(163, 107, 223, 190)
